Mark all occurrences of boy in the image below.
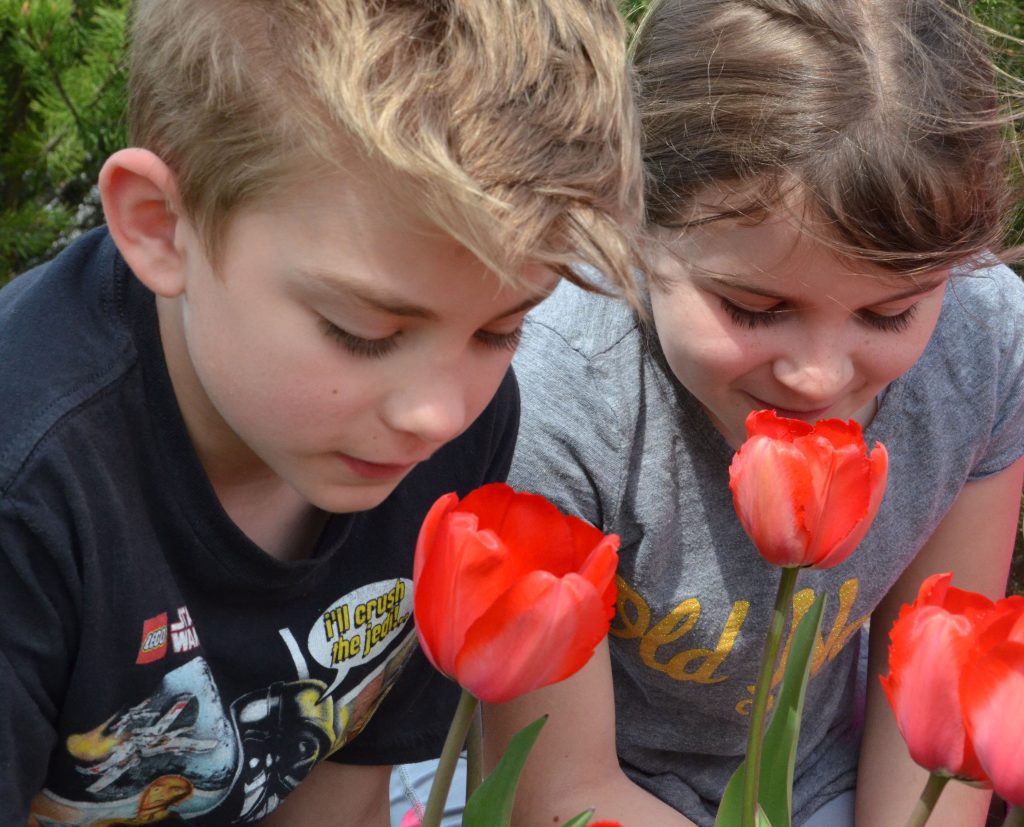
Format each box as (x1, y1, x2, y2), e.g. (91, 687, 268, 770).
(0, 2, 641, 825)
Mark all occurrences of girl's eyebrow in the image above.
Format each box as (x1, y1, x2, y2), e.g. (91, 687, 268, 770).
(694, 274, 786, 299)
(697, 274, 948, 303)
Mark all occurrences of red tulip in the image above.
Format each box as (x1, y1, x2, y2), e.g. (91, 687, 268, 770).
(880, 573, 994, 780)
(961, 598, 1024, 805)
(728, 410, 888, 569)
(413, 483, 619, 704)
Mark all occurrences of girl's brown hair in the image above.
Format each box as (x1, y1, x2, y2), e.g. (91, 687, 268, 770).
(632, 0, 1022, 273)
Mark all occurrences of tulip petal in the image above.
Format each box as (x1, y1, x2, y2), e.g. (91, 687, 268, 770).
(745, 409, 813, 440)
(730, 437, 813, 565)
(413, 511, 508, 675)
(460, 483, 579, 576)
(882, 604, 986, 779)
(575, 533, 621, 618)
(454, 571, 608, 703)
(811, 443, 888, 569)
(976, 596, 1024, 649)
(798, 438, 870, 565)
(962, 642, 1024, 806)
(413, 492, 460, 584)
(808, 417, 867, 451)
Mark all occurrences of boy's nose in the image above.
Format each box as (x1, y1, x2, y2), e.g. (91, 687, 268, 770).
(381, 373, 469, 447)
(771, 347, 855, 405)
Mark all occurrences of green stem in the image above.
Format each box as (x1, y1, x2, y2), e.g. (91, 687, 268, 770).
(1003, 805, 1024, 827)
(902, 774, 950, 827)
(422, 689, 479, 827)
(742, 566, 799, 827)
(466, 701, 484, 800)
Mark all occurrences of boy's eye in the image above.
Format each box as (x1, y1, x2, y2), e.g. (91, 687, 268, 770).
(474, 326, 524, 352)
(718, 297, 788, 329)
(322, 320, 398, 358)
(856, 304, 919, 333)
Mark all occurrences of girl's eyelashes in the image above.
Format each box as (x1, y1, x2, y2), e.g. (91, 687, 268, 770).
(322, 320, 398, 359)
(856, 304, 919, 333)
(718, 297, 787, 329)
(718, 296, 920, 333)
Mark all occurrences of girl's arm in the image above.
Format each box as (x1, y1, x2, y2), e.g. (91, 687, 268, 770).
(258, 761, 392, 827)
(855, 455, 1024, 827)
(484, 638, 696, 827)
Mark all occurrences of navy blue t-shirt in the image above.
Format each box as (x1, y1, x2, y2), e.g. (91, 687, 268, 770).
(0, 228, 519, 825)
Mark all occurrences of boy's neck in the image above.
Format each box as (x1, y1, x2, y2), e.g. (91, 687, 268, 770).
(214, 476, 330, 562)
(155, 296, 327, 561)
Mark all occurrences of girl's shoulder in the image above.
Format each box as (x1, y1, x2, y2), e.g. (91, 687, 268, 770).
(933, 261, 1024, 359)
(945, 260, 1024, 316)
(520, 277, 642, 361)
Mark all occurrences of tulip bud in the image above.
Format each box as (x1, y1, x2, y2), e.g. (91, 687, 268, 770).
(728, 410, 888, 569)
(413, 483, 619, 704)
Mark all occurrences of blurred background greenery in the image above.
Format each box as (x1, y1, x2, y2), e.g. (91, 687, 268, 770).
(1, 0, 1022, 590)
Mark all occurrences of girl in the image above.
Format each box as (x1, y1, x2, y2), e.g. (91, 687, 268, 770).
(485, 1, 1024, 826)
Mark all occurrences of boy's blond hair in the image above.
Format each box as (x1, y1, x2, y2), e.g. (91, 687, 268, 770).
(128, 0, 642, 295)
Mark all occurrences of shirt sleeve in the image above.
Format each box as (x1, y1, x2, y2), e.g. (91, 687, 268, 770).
(0, 499, 79, 823)
(507, 316, 629, 531)
(962, 263, 1024, 479)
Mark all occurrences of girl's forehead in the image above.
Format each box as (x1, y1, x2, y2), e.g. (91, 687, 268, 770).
(654, 214, 949, 299)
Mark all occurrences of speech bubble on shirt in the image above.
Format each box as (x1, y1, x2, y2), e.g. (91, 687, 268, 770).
(307, 578, 413, 700)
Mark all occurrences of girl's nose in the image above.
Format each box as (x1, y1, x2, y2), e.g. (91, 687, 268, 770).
(771, 345, 855, 404)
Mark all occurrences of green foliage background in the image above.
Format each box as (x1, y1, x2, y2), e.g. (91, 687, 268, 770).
(0, 0, 1022, 590)
(0, 0, 128, 283)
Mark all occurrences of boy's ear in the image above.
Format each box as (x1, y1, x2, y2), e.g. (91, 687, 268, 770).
(99, 148, 188, 298)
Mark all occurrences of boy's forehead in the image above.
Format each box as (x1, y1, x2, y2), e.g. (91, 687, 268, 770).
(293, 261, 557, 316)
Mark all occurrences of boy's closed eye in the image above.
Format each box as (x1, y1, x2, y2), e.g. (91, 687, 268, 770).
(320, 318, 525, 359)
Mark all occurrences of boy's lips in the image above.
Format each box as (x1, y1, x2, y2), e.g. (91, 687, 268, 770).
(335, 453, 420, 480)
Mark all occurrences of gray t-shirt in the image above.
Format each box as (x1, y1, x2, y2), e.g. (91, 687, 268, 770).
(508, 264, 1024, 827)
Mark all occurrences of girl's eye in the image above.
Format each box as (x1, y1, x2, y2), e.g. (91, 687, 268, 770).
(857, 304, 919, 333)
(719, 298, 787, 329)
(474, 326, 523, 352)
(322, 320, 398, 359)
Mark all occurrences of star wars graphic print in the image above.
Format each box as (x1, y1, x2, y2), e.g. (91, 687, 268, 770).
(29, 579, 414, 825)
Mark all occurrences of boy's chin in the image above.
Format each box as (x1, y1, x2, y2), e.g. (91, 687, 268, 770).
(309, 479, 406, 515)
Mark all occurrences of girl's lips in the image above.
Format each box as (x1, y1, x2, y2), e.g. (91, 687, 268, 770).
(749, 396, 832, 422)
(336, 453, 415, 480)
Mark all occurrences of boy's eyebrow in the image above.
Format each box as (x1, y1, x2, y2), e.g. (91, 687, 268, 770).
(300, 268, 551, 320)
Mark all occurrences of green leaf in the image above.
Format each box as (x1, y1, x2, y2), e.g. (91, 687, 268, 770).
(758, 594, 827, 827)
(461, 715, 547, 827)
(560, 811, 597, 827)
(715, 758, 748, 827)
(715, 765, 776, 827)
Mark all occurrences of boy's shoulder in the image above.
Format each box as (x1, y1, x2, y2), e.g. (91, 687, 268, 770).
(0, 228, 138, 494)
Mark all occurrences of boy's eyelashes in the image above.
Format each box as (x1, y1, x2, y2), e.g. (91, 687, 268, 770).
(474, 326, 524, 352)
(717, 297, 919, 333)
(322, 320, 398, 359)
(320, 319, 524, 359)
